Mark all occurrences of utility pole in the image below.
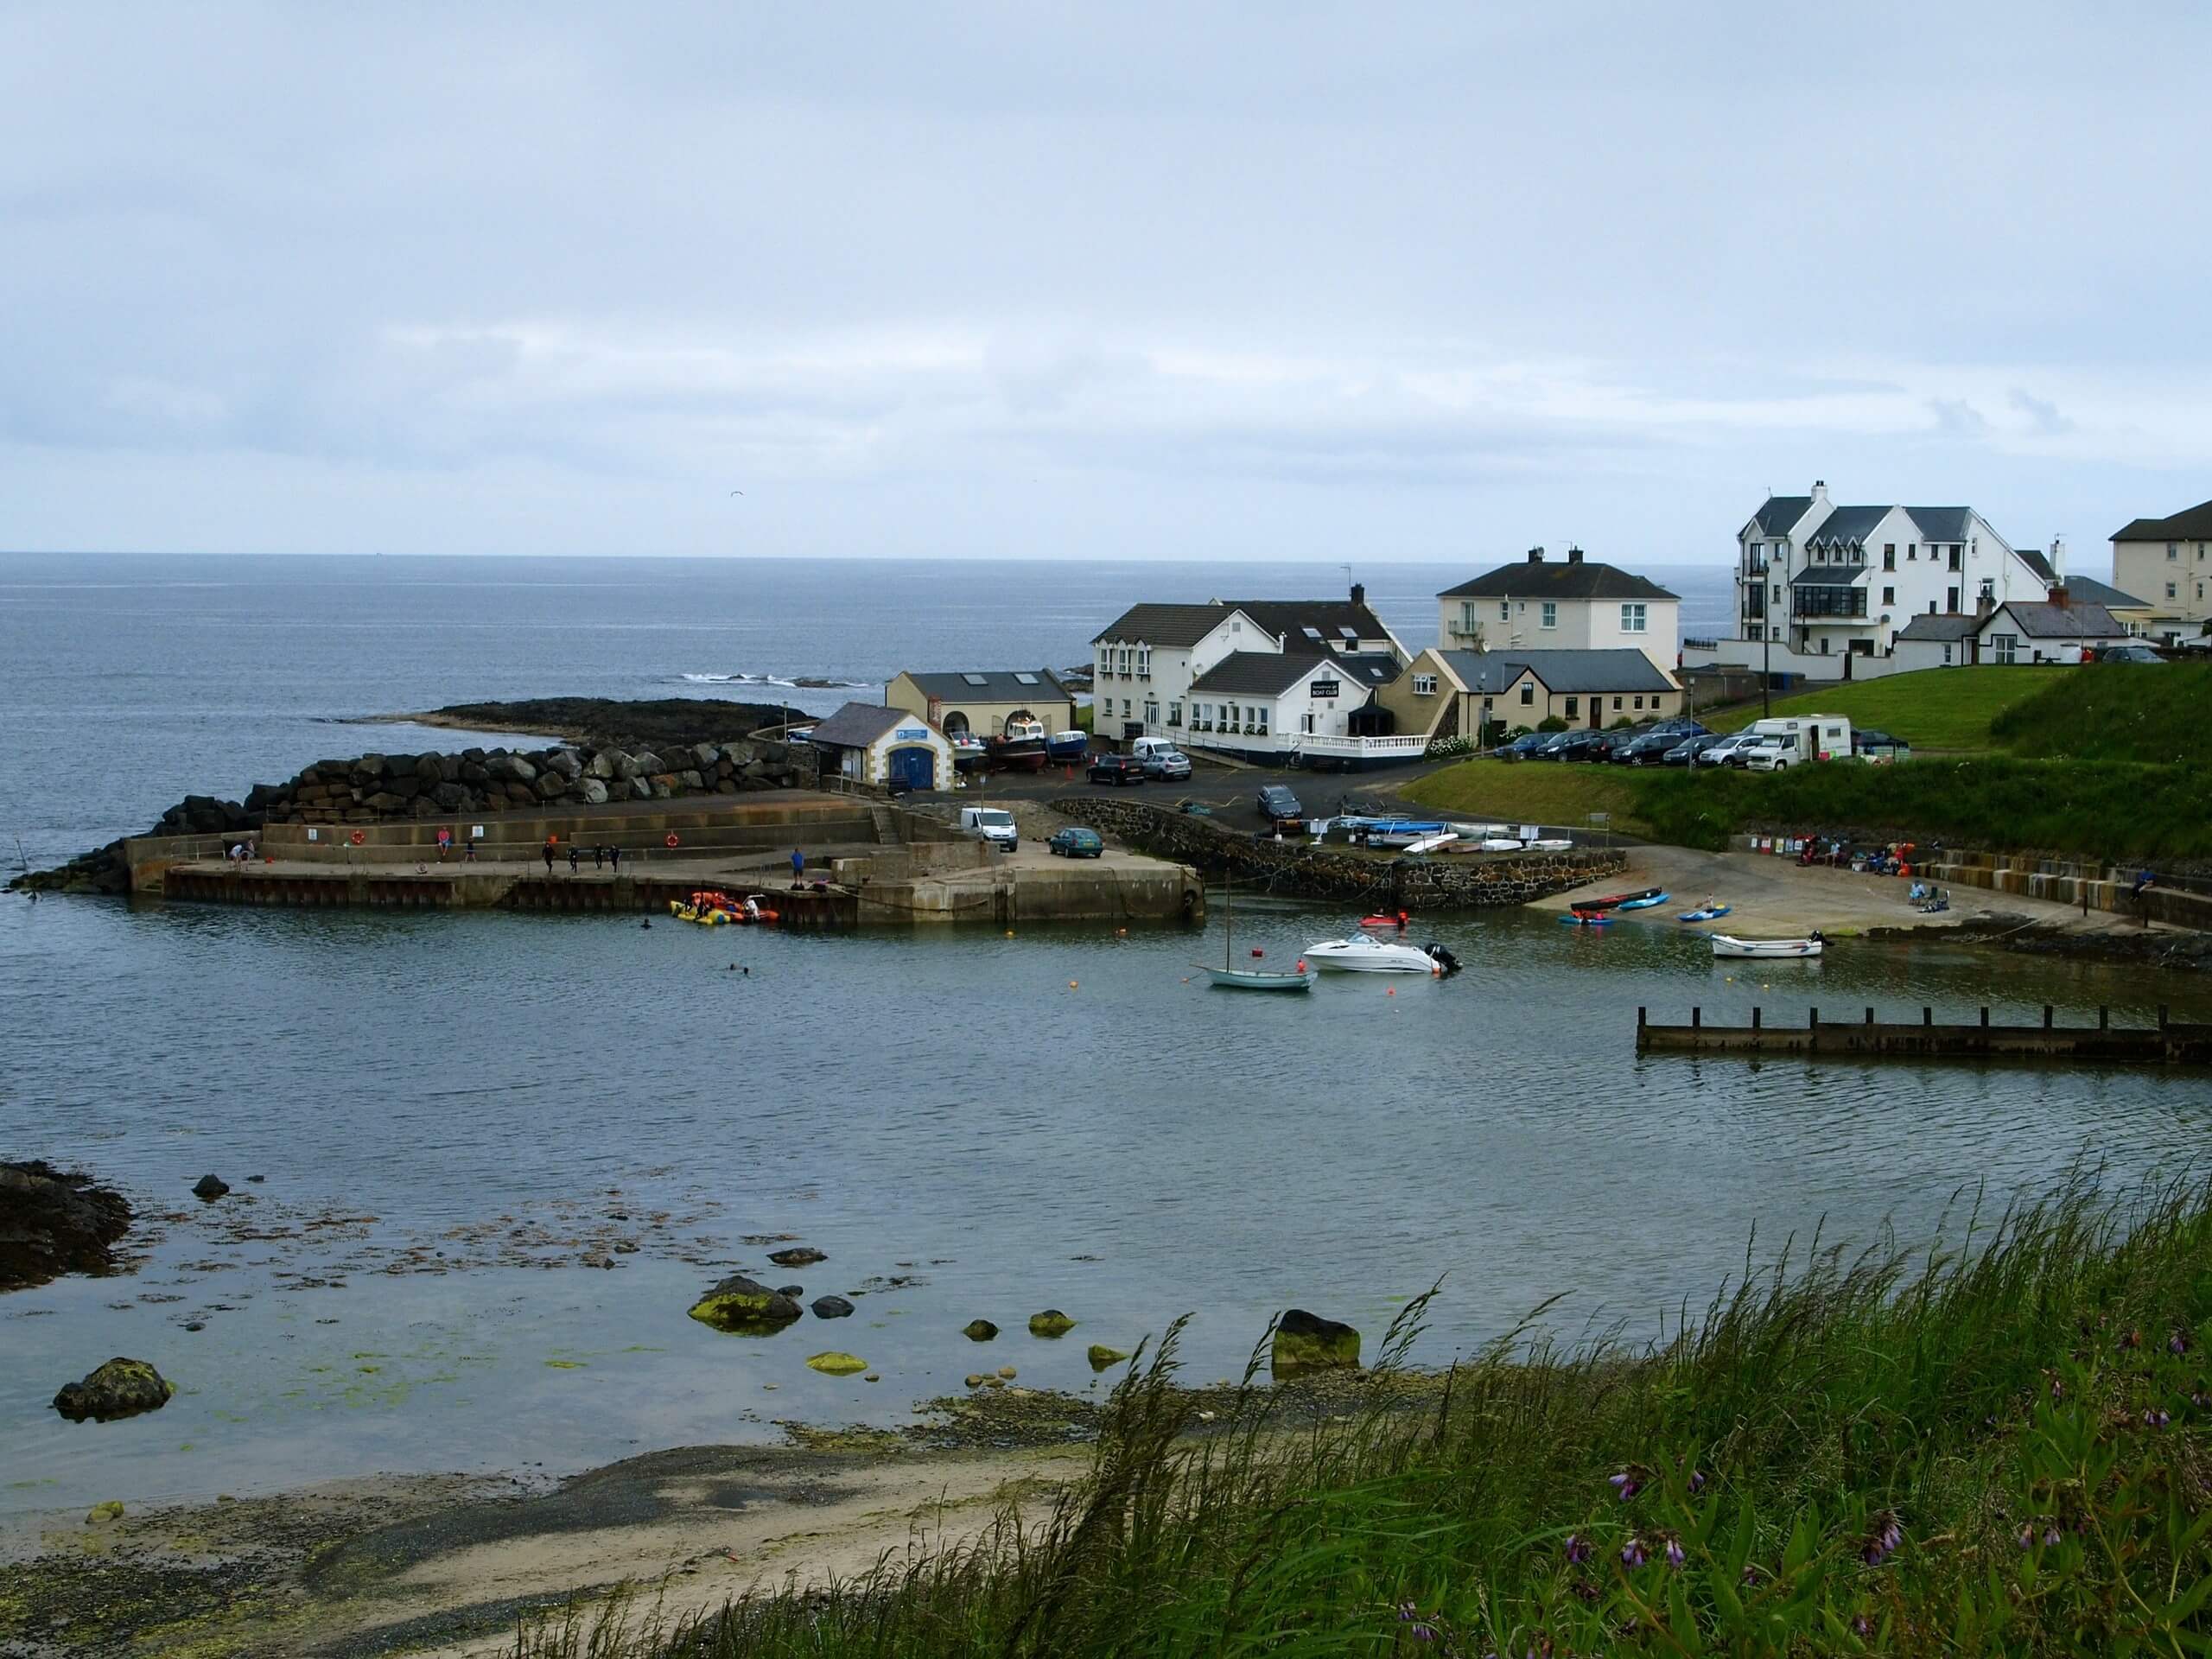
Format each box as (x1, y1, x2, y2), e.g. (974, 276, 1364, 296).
(1761, 561, 1772, 719)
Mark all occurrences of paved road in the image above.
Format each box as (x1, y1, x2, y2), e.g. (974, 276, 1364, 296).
(910, 757, 1452, 835)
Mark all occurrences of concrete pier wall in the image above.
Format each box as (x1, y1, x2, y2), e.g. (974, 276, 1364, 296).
(1637, 1005, 2212, 1065)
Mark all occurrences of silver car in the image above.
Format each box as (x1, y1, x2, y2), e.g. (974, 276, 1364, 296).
(1694, 733, 1758, 768)
(1141, 747, 1192, 780)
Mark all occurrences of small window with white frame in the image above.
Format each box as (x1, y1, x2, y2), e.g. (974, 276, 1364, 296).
(1411, 673, 1437, 696)
(1541, 601, 1557, 629)
(1620, 602, 1646, 633)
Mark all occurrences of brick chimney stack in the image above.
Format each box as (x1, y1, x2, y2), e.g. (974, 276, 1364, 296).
(1527, 545, 1545, 563)
(1567, 544, 1586, 565)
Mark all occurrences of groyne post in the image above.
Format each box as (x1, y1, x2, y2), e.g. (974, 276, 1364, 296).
(1751, 1007, 1761, 1031)
(2101, 1006, 2110, 1030)
(2044, 1005, 2054, 1029)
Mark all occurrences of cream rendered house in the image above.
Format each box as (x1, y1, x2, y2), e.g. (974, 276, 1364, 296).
(2110, 499, 2212, 643)
(1435, 547, 1680, 675)
(1377, 647, 1683, 742)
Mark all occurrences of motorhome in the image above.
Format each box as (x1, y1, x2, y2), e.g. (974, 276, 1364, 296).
(1742, 715, 1853, 772)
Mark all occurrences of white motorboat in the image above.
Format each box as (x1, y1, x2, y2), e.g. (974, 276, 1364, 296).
(1303, 933, 1443, 974)
(1710, 933, 1824, 960)
(1526, 837, 1574, 852)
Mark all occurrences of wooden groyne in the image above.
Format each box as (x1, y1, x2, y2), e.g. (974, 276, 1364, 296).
(1637, 1005, 2212, 1065)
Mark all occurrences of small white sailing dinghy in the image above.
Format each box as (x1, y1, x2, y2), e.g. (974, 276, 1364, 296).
(1196, 876, 1316, 989)
(1710, 933, 1824, 960)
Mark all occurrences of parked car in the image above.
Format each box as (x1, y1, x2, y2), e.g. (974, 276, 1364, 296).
(1613, 730, 1682, 766)
(1502, 731, 1553, 760)
(1547, 729, 1607, 761)
(1852, 728, 1906, 754)
(1645, 716, 1707, 740)
(1589, 727, 1649, 762)
(2096, 642, 2166, 664)
(1694, 732, 1761, 768)
(1086, 755, 1147, 786)
(1256, 784, 1305, 823)
(1662, 733, 1725, 766)
(1047, 825, 1104, 859)
(1141, 747, 1193, 780)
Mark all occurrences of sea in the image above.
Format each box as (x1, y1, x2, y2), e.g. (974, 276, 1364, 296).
(1, 553, 2203, 1516)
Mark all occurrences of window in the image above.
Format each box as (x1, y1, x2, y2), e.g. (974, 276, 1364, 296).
(1116, 647, 1130, 675)
(2169, 543, 2180, 561)
(1882, 586, 1895, 606)
(1135, 647, 1151, 678)
(1883, 544, 1896, 569)
(1906, 544, 1916, 561)
(1942, 644, 1953, 664)
(1948, 546, 1961, 571)
(1540, 601, 1557, 629)
(1519, 682, 1535, 706)
(1411, 673, 1438, 696)
(1632, 695, 1643, 710)
(1747, 623, 1763, 641)
(1948, 587, 1959, 610)
(1096, 654, 1110, 680)
(1167, 701, 1183, 726)
(1498, 601, 1510, 621)
(2168, 582, 2178, 600)
(1121, 698, 1132, 717)
(1990, 632, 2019, 664)
(1620, 602, 1647, 633)
(1142, 699, 1159, 725)
(1563, 697, 1579, 718)
(1459, 603, 1478, 635)
(1771, 582, 1782, 605)
(1749, 541, 1765, 569)
(1612, 696, 1624, 710)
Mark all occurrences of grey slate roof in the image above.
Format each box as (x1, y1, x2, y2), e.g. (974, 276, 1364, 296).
(1896, 613, 1979, 642)
(902, 669, 1070, 702)
(1906, 507, 1974, 543)
(1436, 560, 1679, 601)
(1986, 601, 2126, 639)
(806, 701, 911, 748)
(1434, 648, 1675, 696)
(2112, 499, 2212, 542)
(1333, 652, 1404, 686)
(2055, 575, 2147, 609)
(2014, 547, 2056, 584)
(1092, 603, 1230, 647)
(1803, 505, 1891, 548)
(1221, 599, 1393, 643)
(1188, 652, 1350, 697)
(1751, 496, 1813, 537)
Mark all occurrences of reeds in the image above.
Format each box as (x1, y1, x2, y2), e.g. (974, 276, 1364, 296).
(515, 1174, 2212, 1656)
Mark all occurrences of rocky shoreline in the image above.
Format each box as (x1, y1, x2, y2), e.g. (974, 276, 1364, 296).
(0, 1162, 134, 1293)
(11, 698, 817, 896)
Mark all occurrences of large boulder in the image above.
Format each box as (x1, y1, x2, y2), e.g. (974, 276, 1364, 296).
(413, 753, 444, 783)
(810, 1295, 855, 1319)
(691, 743, 721, 771)
(354, 753, 388, 779)
(805, 1351, 868, 1376)
(768, 1246, 825, 1267)
(585, 750, 616, 780)
(579, 778, 609, 807)
(1271, 1309, 1360, 1380)
(632, 752, 664, 776)
(609, 750, 641, 781)
(486, 754, 537, 784)
(0, 1162, 133, 1292)
(962, 1319, 999, 1342)
(533, 772, 569, 801)
(677, 770, 705, 791)
(430, 782, 467, 810)
(544, 749, 583, 782)
(53, 1357, 175, 1423)
(630, 777, 655, 801)
(687, 1274, 802, 1333)
(191, 1174, 229, 1202)
(1027, 1310, 1076, 1338)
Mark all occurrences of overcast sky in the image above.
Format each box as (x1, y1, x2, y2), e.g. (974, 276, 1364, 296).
(3, 3, 2207, 564)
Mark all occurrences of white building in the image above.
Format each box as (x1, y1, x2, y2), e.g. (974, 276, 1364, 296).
(804, 702, 955, 792)
(1683, 480, 2058, 681)
(1435, 546, 1679, 674)
(1090, 586, 1414, 764)
(2110, 499, 2212, 643)
(1892, 593, 2127, 671)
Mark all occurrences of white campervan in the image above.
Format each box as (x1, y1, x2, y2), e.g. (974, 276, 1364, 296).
(1742, 715, 1853, 772)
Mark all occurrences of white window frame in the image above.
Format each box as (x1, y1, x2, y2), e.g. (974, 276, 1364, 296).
(1540, 601, 1558, 630)
(1620, 603, 1646, 634)
(1411, 673, 1438, 696)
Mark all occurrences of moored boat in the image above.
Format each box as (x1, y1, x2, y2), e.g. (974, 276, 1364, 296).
(1046, 729, 1089, 766)
(1304, 933, 1446, 974)
(1710, 933, 1824, 959)
(1197, 875, 1315, 990)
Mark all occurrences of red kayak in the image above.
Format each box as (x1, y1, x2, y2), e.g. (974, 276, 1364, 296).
(1359, 912, 1410, 929)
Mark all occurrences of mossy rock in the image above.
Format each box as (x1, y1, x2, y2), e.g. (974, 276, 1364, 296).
(962, 1319, 999, 1342)
(1271, 1309, 1360, 1380)
(804, 1351, 868, 1376)
(1086, 1344, 1129, 1371)
(1027, 1310, 1076, 1338)
(687, 1274, 802, 1333)
(54, 1358, 176, 1422)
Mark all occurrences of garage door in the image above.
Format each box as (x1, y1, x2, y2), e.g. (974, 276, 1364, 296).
(888, 747, 935, 791)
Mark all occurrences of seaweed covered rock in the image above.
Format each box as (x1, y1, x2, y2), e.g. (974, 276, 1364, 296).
(687, 1274, 802, 1333)
(1271, 1309, 1360, 1380)
(1086, 1344, 1130, 1371)
(804, 1351, 868, 1376)
(1027, 1310, 1076, 1338)
(54, 1357, 175, 1422)
(963, 1319, 999, 1342)
(767, 1246, 826, 1268)
(1, 1162, 133, 1291)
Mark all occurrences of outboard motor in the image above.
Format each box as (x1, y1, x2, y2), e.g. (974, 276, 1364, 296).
(1424, 943, 1462, 976)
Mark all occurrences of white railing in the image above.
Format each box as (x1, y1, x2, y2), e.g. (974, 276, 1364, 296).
(1292, 734, 1430, 758)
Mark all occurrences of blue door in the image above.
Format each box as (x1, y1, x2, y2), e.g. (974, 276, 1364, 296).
(888, 747, 935, 791)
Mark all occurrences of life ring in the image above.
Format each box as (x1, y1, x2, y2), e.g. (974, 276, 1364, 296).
(349, 830, 366, 846)
(665, 833, 681, 849)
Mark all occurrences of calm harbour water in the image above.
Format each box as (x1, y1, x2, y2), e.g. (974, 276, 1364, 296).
(1, 555, 2201, 1516)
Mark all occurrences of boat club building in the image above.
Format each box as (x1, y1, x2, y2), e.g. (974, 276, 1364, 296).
(884, 670, 1078, 741)
(1376, 647, 1683, 741)
(804, 701, 955, 791)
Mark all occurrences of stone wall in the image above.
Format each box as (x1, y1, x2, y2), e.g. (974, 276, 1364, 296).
(1054, 798, 1624, 909)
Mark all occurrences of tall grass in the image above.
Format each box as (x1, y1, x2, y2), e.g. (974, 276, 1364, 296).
(515, 1176, 2212, 1657)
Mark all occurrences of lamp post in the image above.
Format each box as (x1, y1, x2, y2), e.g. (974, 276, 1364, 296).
(1761, 564, 1772, 719)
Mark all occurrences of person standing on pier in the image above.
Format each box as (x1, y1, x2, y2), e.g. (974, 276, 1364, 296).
(567, 843, 579, 875)
(543, 835, 556, 875)
(609, 845, 622, 874)
(790, 847, 804, 890)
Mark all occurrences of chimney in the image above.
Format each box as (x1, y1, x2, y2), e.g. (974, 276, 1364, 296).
(1527, 545, 1546, 564)
(2050, 582, 2069, 608)
(2050, 534, 2067, 577)
(1567, 544, 1585, 565)
(1811, 480, 1829, 507)
(1349, 581, 1365, 607)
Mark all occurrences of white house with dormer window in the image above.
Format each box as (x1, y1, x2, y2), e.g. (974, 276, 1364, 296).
(1681, 480, 2061, 682)
(1089, 584, 1414, 763)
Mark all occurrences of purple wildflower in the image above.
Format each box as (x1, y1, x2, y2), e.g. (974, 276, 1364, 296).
(2192, 1389, 2211, 1409)
(2044, 1524, 2063, 1547)
(1860, 1509, 1904, 1566)
(1621, 1536, 1649, 1569)
(1608, 1467, 1643, 1502)
(1564, 1534, 1592, 1566)
(2017, 1524, 2037, 1551)
(1853, 1613, 1874, 1639)
(1687, 1467, 1707, 1495)
(1741, 1562, 1766, 1586)
(2171, 1330, 2191, 1356)
(1663, 1534, 1687, 1569)
(2145, 1408, 2171, 1429)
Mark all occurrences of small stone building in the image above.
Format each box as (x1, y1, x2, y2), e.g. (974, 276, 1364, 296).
(806, 702, 955, 791)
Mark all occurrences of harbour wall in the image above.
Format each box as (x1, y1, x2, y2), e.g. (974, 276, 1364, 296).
(1053, 798, 1624, 909)
(1637, 1004, 2212, 1066)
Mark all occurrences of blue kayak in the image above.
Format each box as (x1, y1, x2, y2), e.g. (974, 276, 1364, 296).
(1677, 904, 1732, 922)
(1614, 891, 1670, 911)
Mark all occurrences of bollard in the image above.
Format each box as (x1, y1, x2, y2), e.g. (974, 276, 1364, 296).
(2101, 1006, 2110, 1030)
(2044, 1005, 2053, 1030)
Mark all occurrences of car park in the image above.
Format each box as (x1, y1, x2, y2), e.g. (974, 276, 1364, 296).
(1047, 825, 1104, 859)
(1141, 747, 1193, 780)
(1613, 729, 1683, 765)
(1502, 731, 1554, 760)
(1546, 729, 1606, 761)
(1694, 732, 1760, 768)
(1086, 755, 1147, 786)
(1256, 784, 1305, 823)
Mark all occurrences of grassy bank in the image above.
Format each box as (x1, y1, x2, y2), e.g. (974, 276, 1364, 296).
(1702, 666, 2047, 751)
(521, 1179, 2212, 1657)
(1992, 662, 2212, 766)
(1400, 759, 1651, 836)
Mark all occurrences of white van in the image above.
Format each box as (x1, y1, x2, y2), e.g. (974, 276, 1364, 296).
(1743, 715, 1852, 772)
(1130, 735, 1182, 761)
(958, 806, 1019, 851)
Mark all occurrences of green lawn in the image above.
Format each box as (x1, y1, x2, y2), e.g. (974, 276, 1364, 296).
(1991, 661, 2212, 766)
(1402, 759, 1649, 836)
(1701, 665, 2049, 751)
